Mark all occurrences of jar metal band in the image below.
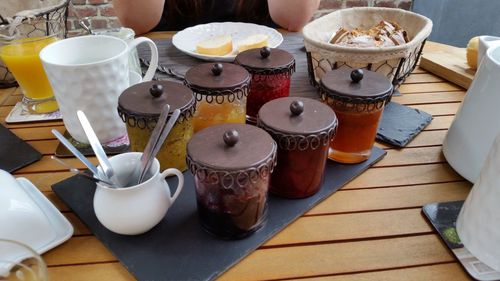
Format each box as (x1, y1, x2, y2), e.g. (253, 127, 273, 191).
(320, 87, 388, 113)
(117, 101, 196, 130)
(258, 121, 338, 151)
(184, 80, 251, 105)
(238, 60, 296, 77)
(186, 143, 277, 190)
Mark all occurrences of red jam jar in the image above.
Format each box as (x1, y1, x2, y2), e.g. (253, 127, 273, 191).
(187, 123, 277, 239)
(235, 47, 295, 123)
(320, 69, 392, 164)
(258, 97, 337, 198)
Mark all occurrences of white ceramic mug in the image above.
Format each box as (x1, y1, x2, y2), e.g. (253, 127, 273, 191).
(478, 36, 500, 67)
(40, 35, 159, 144)
(93, 152, 184, 235)
(443, 44, 500, 182)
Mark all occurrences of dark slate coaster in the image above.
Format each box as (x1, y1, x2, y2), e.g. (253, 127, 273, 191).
(376, 102, 433, 147)
(0, 124, 42, 172)
(422, 201, 500, 280)
(55, 130, 129, 158)
(52, 147, 386, 281)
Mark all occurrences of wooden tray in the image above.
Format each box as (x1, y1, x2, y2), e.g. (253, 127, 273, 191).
(421, 42, 476, 89)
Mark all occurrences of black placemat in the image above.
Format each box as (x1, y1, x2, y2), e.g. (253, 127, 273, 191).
(377, 102, 433, 147)
(55, 130, 130, 158)
(0, 124, 42, 172)
(52, 147, 386, 281)
(423, 201, 500, 280)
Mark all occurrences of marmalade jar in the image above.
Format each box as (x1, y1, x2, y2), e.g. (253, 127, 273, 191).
(320, 69, 392, 164)
(118, 81, 195, 171)
(258, 97, 337, 198)
(187, 124, 277, 239)
(184, 63, 250, 133)
(235, 47, 295, 123)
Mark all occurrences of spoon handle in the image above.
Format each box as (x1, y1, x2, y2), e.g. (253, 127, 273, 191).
(51, 130, 99, 175)
(76, 111, 115, 183)
(138, 108, 181, 183)
(136, 104, 170, 185)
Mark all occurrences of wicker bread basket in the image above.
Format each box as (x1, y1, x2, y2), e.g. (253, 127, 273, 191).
(303, 7, 432, 90)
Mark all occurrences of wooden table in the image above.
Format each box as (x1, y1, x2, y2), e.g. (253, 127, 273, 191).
(0, 33, 474, 280)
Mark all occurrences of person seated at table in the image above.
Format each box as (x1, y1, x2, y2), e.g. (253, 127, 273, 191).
(113, 0, 321, 34)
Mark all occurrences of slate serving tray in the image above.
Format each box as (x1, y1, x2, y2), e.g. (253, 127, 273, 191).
(52, 147, 386, 281)
(0, 123, 42, 172)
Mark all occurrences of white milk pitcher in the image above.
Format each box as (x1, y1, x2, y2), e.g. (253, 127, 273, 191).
(443, 36, 500, 183)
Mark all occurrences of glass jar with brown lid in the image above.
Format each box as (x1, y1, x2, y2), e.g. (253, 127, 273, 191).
(258, 97, 337, 198)
(118, 81, 195, 171)
(235, 47, 295, 123)
(320, 68, 392, 163)
(187, 123, 277, 239)
(184, 62, 250, 133)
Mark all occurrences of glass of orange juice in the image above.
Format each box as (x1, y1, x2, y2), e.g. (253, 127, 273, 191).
(0, 20, 63, 114)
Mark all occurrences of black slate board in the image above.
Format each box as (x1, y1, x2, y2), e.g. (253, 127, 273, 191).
(422, 201, 500, 280)
(0, 123, 42, 172)
(52, 147, 386, 281)
(139, 35, 432, 149)
(377, 102, 433, 147)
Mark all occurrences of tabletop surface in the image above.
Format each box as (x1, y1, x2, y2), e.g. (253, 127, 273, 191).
(0, 32, 473, 281)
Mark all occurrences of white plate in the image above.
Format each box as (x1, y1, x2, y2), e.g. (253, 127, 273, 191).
(172, 22, 283, 62)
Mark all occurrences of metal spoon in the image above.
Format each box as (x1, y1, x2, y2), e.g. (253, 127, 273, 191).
(76, 110, 119, 186)
(132, 104, 170, 185)
(51, 156, 115, 187)
(51, 129, 99, 175)
(137, 108, 181, 184)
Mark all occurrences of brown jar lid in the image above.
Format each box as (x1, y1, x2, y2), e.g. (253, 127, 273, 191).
(235, 47, 295, 75)
(118, 80, 195, 129)
(184, 62, 250, 92)
(258, 97, 337, 150)
(320, 68, 393, 103)
(187, 123, 276, 171)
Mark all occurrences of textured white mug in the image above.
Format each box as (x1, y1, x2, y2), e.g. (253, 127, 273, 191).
(40, 35, 158, 143)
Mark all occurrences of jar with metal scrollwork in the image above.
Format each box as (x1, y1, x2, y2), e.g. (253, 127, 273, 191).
(235, 47, 295, 123)
(186, 123, 277, 239)
(118, 81, 195, 172)
(320, 68, 393, 164)
(184, 62, 250, 133)
(258, 97, 337, 198)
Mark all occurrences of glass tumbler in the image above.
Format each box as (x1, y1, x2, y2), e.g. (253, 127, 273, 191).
(0, 20, 63, 114)
(0, 239, 48, 281)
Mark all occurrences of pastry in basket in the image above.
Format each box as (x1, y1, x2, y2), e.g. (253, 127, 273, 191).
(329, 20, 409, 47)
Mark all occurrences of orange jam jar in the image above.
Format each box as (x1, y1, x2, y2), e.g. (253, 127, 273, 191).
(184, 63, 250, 133)
(320, 69, 392, 164)
(118, 81, 195, 171)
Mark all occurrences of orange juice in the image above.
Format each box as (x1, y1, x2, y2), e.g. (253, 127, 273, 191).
(0, 36, 58, 113)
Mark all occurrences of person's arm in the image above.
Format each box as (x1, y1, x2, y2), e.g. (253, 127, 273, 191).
(113, 0, 165, 34)
(267, 0, 320, 31)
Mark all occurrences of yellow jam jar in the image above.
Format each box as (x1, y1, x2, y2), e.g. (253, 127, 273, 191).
(184, 62, 251, 133)
(118, 81, 195, 171)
